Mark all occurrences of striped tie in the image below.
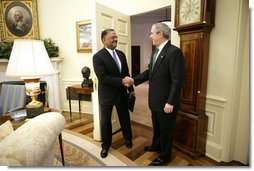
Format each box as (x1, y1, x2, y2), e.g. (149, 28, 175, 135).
(112, 50, 121, 71)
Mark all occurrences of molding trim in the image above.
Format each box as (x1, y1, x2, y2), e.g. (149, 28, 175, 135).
(205, 141, 223, 162)
(205, 95, 227, 162)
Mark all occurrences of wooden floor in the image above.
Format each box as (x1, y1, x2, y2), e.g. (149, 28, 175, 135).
(62, 111, 246, 167)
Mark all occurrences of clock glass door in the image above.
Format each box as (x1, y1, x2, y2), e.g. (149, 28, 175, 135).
(179, 0, 201, 26)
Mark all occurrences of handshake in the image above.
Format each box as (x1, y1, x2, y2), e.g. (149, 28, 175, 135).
(122, 76, 134, 87)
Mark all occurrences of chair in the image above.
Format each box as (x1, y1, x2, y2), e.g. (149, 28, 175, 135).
(0, 81, 48, 107)
(0, 84, 26, 115)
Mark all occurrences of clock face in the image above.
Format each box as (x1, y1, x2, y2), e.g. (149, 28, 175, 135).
(179, 0, 201, 26)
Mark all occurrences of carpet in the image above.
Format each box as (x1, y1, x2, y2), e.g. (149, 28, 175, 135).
(54, 129, 137, 166)
(131, 82, 152, 127)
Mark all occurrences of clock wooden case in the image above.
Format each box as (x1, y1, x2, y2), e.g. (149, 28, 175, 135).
(173, 0, 216, 158)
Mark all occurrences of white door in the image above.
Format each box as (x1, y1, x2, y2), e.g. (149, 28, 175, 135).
(91, 2, 131, 141)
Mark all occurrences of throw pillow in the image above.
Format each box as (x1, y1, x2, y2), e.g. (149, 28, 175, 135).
(0, 120, 14, 142)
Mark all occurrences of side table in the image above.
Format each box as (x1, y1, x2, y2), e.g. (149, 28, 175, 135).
(67, 85, 93, 119)
(0, 108, 65, 166)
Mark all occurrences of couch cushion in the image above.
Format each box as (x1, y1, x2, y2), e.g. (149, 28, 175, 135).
(0, 120, 14, 142)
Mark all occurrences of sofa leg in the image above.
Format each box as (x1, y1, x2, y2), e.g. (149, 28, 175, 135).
(58, 133, 65, 166)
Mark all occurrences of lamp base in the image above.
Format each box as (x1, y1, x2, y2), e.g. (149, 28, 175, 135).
(26, 103, 44, 118)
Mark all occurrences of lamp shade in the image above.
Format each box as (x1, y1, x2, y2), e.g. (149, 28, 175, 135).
(5, 39, 55, 78)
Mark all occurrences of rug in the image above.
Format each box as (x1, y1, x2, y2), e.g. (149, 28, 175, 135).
(54, 129, 137, 166)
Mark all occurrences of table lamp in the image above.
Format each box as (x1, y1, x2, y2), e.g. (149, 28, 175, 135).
(5, 39, 55, 118)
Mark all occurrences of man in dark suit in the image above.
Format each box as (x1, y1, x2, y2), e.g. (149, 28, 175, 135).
(93, 29, 134, 158)
(125, 22, 185, 165)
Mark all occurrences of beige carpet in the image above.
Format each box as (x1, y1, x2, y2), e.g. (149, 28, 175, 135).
(131, 82, 152, 127)
(54, 129, 137, 166)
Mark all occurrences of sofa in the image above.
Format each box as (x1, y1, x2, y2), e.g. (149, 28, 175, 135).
(0, 112, 66, 166)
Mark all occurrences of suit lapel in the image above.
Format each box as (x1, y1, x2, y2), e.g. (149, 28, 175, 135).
(152, 52, 165, 73)
(104, 48, 121, 74)
(151, 42, 170, 76)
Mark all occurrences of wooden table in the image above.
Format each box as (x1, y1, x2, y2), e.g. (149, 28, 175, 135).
(67, 84, 93, 119)
(0, 108, 65, 166)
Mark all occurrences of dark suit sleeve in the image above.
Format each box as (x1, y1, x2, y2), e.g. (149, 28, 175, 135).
(93, 53, 123, 87)
(133, 69, 149, 86)
(167, 49, 185, 105)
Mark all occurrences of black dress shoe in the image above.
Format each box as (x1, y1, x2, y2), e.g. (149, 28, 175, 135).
(126, 140, 133, 148)
(100, 149, 108, 158)
(151, 157, 169, 166)
(144, 146, 160, 152)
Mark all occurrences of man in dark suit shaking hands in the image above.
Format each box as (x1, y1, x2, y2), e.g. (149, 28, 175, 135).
(93, 29, 134, 158)
(125, 22, 185, 165)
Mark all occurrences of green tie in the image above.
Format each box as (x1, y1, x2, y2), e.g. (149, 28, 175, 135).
(152, 48, 159, 70)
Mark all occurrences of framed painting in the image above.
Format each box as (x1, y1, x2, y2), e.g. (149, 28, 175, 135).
(0, 0, 39, 41)
(76, 20, 92, 52)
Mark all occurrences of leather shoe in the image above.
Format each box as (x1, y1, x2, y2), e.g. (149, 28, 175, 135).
(151, 157, 169, 166)
(126, 140, 132, 148)
(100, 149, 108, 158)
(144, 146, 160, 152)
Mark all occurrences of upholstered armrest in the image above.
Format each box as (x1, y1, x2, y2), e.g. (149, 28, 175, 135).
(0, 158, 22, 166)
(0, 112, 66, 166)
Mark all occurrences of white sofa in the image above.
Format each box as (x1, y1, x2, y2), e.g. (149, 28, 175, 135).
(0, 112, 66, 166)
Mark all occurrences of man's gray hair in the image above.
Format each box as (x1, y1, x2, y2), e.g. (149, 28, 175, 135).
(152, 22, 171, 39)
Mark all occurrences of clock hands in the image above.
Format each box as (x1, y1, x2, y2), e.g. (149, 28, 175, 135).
(181, 0, 200, 21)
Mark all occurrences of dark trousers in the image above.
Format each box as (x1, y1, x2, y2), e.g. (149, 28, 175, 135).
(151, 110, 177, 160)
(100, 99, 132, 150)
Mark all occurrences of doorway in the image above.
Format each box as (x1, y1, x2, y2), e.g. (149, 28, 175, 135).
(131, 46, 140, 77)
(131, 7, 170, 74)
(130, 6, 171, 127)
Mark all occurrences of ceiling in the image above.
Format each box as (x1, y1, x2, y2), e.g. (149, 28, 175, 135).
(133, 6, 171, 21)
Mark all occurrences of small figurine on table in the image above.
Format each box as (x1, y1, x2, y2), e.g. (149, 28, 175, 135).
(81, 66, 93, 87)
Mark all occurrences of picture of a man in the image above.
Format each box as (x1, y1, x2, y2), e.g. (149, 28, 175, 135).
(5, 6, 32, 37)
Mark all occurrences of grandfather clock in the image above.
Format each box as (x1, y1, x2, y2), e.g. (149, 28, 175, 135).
(173, 0, 216, 158)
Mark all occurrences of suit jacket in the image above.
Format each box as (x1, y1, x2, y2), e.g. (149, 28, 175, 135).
(93, 48, 134, 106)
(134, 42, 185, 112)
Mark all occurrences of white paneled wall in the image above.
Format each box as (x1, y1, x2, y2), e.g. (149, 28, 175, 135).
(205, 96, 227, 161)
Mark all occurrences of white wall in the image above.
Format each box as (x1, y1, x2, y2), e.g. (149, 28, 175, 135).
(207, 0, 248, 163)
(38, 0, 94, 113)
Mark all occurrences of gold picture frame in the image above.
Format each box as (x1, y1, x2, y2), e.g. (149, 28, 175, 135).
(76, 20, 92, 52)
(0, 0, 39, 41)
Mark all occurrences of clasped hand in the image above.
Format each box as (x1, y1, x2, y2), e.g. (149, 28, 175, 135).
(122, 76, 134, 87)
